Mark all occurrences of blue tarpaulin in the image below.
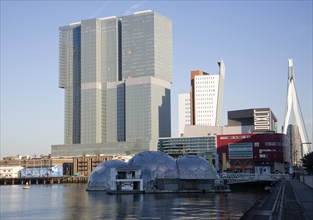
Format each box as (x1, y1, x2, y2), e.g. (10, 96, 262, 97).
(19, 165, 63, 177)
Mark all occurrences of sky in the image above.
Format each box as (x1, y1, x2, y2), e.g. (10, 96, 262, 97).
(1, 1, 312, 158)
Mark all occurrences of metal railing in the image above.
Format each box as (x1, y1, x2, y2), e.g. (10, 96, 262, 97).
(220, 173, 289, 184)
(179, 173, 219, 180)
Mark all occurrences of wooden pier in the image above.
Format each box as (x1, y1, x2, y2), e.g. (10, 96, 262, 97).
(0, 176, 88, 185)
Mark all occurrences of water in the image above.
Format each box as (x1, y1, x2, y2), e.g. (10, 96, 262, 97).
(0, 184, 262, 219)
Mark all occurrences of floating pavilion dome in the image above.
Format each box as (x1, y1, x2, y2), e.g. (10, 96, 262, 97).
(127, 151, 178, 188)
(176, 155, 219, 179)
(87, 151, 219, 191)
(87, 160, 127, 191)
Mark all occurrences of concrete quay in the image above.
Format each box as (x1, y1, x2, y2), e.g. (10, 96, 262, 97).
(240, 179, 313, 220)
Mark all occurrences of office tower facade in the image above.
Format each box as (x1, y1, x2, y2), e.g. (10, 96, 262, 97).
(53, 10, 172, 156)
(190, 60, 225, 126)
(178, 93, 191, 137)
(287, 125, 302, 167)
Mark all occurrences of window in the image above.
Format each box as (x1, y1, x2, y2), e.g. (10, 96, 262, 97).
(259, 149, 275, 153)
(254, 142, 259, 147)
(259, 154, 268, 158)
(228, 143, 253, 159)
(220, 135, 251, 140)
(265, 142, 281, 146)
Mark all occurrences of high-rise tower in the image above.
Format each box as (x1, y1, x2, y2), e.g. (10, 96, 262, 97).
(178, 93, 191, 137)
(190, 60, 225, 126)
(53, 10, 172, 156)
(178, 60, 225, 137)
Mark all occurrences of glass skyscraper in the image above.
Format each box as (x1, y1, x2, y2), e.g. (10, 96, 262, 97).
(53, 10, 172, 156)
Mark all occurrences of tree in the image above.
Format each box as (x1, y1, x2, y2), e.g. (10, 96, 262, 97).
(301, 152, 313, 174)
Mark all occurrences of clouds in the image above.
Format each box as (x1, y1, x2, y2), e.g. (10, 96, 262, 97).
(87, 1, 147, 20)
(123, 1, 146, 15)
(88, 1, 111, 19)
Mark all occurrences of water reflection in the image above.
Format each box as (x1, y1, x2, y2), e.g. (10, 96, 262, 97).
(83, 191, 259, 219)
(1, 184, 261, 219)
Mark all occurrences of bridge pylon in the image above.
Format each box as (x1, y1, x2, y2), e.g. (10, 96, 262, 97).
(283, 59, 312, 156)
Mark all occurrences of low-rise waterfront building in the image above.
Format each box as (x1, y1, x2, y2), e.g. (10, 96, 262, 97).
(72, 154, 133, 176)
(158, 136, 217, 159)
(0, 166, 23, 178)
(73, 154, 114, 176)
(216, 133, 290, 174)
(19, 165, 63, 177)
(0, 155, 72, 177)
(1, 154, 133, 177)
(169, 107, 291, 174)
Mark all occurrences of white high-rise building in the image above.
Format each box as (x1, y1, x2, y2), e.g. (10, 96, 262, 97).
(191, 60, 225, 126)
(178, 93, 191, 137)
(178, 60, 225, 136)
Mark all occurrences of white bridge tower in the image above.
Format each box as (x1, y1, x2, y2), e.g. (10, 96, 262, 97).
(283, 59, 312, 156)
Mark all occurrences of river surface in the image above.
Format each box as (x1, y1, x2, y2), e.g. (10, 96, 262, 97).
(0, 184, 262, 219)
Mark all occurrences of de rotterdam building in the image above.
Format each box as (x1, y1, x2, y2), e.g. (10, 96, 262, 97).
(52, 10, 172, 156)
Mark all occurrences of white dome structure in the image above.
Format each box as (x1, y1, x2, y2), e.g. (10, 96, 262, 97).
(176, 155, 219, 179)
(87, 160, 127, 190)
(127, 151, 178, 188)
(86, 151, 220, 191)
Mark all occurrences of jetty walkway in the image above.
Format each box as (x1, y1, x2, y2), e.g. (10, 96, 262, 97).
(240, 178, 313, 220)
(0, 176, 88, 185)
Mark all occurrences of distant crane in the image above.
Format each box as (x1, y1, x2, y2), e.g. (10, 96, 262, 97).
(283, 59, 312, 156)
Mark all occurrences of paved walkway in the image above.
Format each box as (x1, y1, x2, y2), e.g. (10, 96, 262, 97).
(240, 179, 313, 220)
(288, 179, 313, 220)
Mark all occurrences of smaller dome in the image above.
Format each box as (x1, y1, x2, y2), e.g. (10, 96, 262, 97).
(177, 155, 218, 179)
(87, 160, 127, 190)
(127, 151, 178, 188)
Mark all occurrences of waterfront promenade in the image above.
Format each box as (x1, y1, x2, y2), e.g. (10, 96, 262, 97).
(288, 179, 313, 220)
(241, 178, 313, 220)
